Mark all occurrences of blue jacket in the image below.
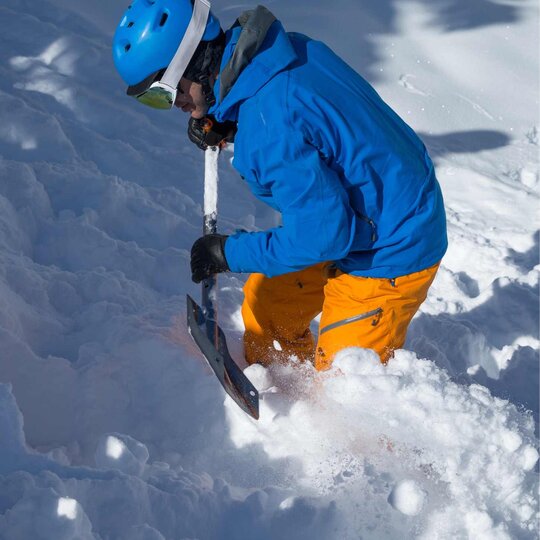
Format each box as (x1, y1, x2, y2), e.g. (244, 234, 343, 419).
(210, 18, 447, 278)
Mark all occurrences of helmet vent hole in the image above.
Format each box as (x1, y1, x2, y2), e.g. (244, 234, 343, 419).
(159, 12, 168, 26)
(127, 21, 134, 27)
(124, 44, 131, 52)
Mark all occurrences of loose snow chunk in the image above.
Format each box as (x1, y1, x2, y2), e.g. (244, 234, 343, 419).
(1, 486, 94, 540)
(519, 445, 539, 471)
(279, 496, 296, 510)
(500, 430, 522, 452)
(464, 511, 511, 540)
(244, 363, 273, 392)
(95, 433, 149, 476)
(332, 347, 384, 376)
(388, 479, 427, 516)
(106, 436, 125, 459)
(57, 497, 78, 520)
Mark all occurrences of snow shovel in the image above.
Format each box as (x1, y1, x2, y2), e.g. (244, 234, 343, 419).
(186, 146, 259, 420)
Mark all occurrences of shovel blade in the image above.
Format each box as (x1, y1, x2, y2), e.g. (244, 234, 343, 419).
(186, 295, 259, 420)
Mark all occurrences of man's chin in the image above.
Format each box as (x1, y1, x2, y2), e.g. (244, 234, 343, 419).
(190, 106, 209, 119)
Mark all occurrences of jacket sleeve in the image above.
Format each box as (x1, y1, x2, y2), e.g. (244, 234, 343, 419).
(224, 133, 370, 277)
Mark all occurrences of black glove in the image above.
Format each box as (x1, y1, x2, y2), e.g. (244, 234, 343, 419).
(187, 115, 237, 150)
(190, 234, 230, 283)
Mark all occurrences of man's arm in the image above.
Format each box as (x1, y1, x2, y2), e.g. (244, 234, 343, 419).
(224, 133, 371, 277)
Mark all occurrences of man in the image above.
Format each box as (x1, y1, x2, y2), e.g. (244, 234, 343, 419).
(113, 0, 447, 370)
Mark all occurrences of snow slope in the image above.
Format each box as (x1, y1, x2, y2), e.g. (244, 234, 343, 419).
(0, 0, 538, 538)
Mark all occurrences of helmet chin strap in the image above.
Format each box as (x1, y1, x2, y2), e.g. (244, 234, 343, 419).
(184, 30, 225, 108)
(200, 75, 216, 107)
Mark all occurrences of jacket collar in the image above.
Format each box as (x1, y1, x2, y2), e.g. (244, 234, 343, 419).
(209, 9, 298, 122)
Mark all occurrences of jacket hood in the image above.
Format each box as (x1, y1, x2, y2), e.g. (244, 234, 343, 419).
(209, 6, 298, 122)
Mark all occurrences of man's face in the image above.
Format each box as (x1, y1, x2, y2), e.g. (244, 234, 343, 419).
(175, 78, 207, 119)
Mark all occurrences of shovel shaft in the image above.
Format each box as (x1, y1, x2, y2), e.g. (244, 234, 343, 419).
(186, 146, 260, 420)
(202, 146, 220, 346)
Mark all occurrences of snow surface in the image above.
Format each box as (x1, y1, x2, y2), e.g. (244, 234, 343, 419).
(0, 0, 538, 538)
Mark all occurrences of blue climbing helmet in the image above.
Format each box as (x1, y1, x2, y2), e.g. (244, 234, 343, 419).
(113, 0, 222, 109)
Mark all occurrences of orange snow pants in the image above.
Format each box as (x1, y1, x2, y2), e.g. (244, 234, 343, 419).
(242, 262, 440, 370)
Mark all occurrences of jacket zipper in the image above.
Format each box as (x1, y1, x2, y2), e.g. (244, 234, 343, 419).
(357, 213, 378, 242)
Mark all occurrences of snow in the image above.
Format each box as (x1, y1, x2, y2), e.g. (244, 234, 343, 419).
(57, 497, 78, 520)
(388, 479, 426, 516)
(0, 0, 538, 538)
(226, 350, 538, 536)
(95, 434, 149, 475)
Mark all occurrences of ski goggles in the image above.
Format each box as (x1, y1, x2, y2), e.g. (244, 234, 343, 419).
(126, 0, 211, 110)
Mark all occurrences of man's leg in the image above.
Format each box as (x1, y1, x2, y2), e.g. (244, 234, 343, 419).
(242, 263, 328, 366)
(315, 263, 440, 370)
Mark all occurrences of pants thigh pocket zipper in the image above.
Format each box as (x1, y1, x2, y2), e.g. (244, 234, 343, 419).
(320, 307, 383, 335)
